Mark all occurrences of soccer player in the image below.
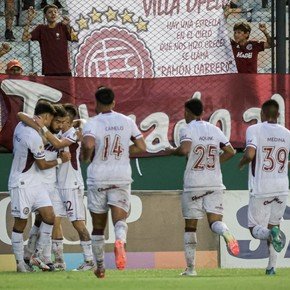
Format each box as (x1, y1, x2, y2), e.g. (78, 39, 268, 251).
(39, 103, 94, 271)
(18, 104, 68, 271)
(239, 99, 290, 275)
(81, 87, 146, 278)
(166, 98, 239, 276)
(9, 101, 70, 272)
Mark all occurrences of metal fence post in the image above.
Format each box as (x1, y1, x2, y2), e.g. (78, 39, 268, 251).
(276, 0, 287, 73)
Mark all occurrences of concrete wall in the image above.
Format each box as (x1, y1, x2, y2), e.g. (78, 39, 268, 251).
(0, 191, 218, 270)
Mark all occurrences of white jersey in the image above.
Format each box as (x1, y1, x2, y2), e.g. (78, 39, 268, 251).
(8, 122, 45, 189)
(181, 120, 230, 191)
(83, 111, 142, 185)
(41, 134, 60, 184)
(246, 122, 290, 197)
(56, 127, 84, 189)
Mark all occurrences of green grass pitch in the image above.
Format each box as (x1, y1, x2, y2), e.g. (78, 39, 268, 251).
(0, 269, 289, 290)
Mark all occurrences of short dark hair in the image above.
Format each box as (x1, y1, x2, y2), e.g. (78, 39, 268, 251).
(34, 100, 56, 116)
(43, 4, 58, 14)
(95, 87, 115, 105)
(185, 98, 203, 116)
(233, 21, 251, 34)
(262, 99, 279, 118)
(63, 103, 78, 121)
(53, 104, 67, 118)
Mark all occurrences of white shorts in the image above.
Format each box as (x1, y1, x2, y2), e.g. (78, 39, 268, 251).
(47, 184, 66, 218)
(58, 188, 86, 221)
(248, 194, 288, 228)
(182, 190, 224, 219)
(87, 184, 131, 214)
(10, 184, 52, 219)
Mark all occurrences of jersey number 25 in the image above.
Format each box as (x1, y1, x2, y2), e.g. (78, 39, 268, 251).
(191, 144, 217, 171)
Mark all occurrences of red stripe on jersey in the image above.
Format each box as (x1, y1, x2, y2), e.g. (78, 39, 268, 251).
(22, 149, 36, 173)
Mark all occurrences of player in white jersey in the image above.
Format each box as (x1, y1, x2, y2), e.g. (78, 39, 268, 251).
(9, 101, 70, 272)
(18, 104, 68, 271)
(166, 98, 239, 276)
(239, 99, 290, 275)
(39, 103, 94, 271)
(82, 87, 146, 278)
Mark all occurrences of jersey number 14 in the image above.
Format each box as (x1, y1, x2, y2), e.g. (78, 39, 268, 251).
(102, 134, 124, 160)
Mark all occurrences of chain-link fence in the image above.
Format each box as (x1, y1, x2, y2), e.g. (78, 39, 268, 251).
(0, 0, 288, 76)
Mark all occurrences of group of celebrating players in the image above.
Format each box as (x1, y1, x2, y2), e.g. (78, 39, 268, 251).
(8, 86, 290, 278)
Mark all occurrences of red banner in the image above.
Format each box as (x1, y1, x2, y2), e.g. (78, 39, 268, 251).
(0, 74, 289, 153)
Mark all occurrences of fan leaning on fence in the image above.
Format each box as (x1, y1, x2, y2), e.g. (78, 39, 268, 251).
(21, 5, 77, 76)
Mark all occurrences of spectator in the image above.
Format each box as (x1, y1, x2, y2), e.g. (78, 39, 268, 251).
(22, 0, 63, 10)
(230, 21, 272, 73)
(224, 1, 253, 22)
(5, 0, 15, 41)
(0, 43, 11, 58)
(22, 0, 35, 10)
(228, 1, 243, 12)
(22, 5, 76, 76)
(5, 59, 23, 75)
(40, 0, 63, 9)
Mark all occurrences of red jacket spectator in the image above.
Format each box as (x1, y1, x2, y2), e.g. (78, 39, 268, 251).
(230, 21, 272, 73)
(22, 4, 77, 76)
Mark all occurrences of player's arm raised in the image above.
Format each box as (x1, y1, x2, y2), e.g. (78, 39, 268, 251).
(17, 112, 41, 133)
(41, 128, 73, 149)
(220, 144, 236, 163)
(34, 117, 73, 149)
(71, 119, 86, 142)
